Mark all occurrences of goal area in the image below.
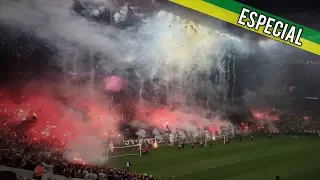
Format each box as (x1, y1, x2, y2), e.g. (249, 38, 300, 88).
(204, 135, 226, 147)
(106, 144, 141, 160)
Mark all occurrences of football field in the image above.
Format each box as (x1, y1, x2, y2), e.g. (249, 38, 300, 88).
(108, 135, 320, 180)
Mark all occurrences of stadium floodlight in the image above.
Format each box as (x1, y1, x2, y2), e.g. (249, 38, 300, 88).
(106, 144, 142, 160)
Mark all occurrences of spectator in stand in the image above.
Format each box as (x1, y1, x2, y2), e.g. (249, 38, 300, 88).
(33, 162, 45, 180)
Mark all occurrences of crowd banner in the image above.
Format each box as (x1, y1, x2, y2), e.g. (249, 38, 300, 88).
(123, 137, 164, 146)
(0, 166, 83, 180)
(169, 0, 320, 55)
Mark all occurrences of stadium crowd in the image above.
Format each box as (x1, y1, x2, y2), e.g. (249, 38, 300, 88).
(0, 126, 163, 180)
(275, 113, 320, 134)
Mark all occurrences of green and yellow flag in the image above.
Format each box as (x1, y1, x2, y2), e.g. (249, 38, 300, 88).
(169, 0, 320, 55)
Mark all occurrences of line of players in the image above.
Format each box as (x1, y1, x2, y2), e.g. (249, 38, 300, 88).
(176, 135, 263, 150)
(177, 141, 212, 150)
(176, 140, 222, 150)
(176, 140, 220, 150)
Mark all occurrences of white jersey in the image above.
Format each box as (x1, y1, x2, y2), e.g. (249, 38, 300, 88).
(99, 172, 106, 180)
(83, 170, 88, 177)
(109, 142, 114, 153)
(42, 163, 54, 173)
(41, 163, 54, 180)
(85, 173, 95, 180)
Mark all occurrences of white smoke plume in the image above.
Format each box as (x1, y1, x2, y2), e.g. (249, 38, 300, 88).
(177, 130, 187, 140)
(80, 0, 116, 9)
(114, 3, 129, 23)
(131, 120, 148, 129)
(152, 128, 164, 141)
(168, 133, 174, 143)
(133, 106, 235, 142)
(64, 135, 106, 165)
(135, 129, 147, 138)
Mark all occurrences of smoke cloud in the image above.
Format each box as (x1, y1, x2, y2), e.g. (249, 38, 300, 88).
(0, 0, 294, 164)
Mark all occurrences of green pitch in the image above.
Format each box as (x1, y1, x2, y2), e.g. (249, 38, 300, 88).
(108, 135, 320, 180)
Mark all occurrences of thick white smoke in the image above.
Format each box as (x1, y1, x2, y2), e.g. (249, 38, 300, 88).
(152, 128, 164, 141)
(64, 135, 106, 165)
(132, 106, 235, 142)
(0, 0, 252, 80)
(135, 129, 147, 138)
(114, 3, 129, 23)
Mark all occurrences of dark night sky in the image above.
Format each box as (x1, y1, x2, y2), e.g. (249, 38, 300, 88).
(238, 0, 319, 15)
